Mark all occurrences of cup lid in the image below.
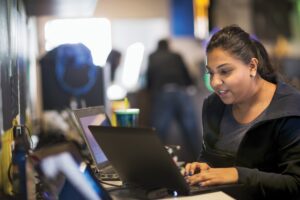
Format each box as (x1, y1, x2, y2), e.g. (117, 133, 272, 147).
(115, 108, 140, 114)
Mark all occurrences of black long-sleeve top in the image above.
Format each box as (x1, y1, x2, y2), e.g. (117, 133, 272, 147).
(201, 81, 300, 199)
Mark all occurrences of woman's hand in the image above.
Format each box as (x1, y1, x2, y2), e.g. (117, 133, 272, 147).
(185, 163, 238, 186)
(184, 162, 211, 176)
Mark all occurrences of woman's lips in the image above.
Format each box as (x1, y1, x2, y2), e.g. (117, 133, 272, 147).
(216, 89, 228, 97)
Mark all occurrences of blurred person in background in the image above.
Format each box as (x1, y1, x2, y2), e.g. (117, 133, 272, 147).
(184, 25, 300, 200)
(146, 39, 201, 161)
(106, 49, 122, 83)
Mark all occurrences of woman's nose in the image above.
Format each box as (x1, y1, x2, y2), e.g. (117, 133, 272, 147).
(210, 75, 223, 88)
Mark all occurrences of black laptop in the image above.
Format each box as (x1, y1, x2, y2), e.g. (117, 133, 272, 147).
(88, 126, 220, 197)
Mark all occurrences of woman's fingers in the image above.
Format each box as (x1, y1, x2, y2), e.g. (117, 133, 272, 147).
(186, 167, 238, 186)
(184, 162, 211, 175)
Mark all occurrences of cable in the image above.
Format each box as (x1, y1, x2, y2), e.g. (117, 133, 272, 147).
(9, 124, 34, 196)
(7, 160, 13, 185)
(97, 179, 123, 188)
(23, 125, 34, 150)
(13, 124, 33, 152)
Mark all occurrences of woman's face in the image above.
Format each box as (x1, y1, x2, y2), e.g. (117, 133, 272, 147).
(206, 48, 257, 105)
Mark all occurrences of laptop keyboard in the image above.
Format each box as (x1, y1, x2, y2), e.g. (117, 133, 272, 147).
(98, 165, 120, 181)
(101, 165, 117, 174)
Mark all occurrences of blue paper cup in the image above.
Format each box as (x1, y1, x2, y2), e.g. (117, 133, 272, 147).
(115, 108, 140, 127)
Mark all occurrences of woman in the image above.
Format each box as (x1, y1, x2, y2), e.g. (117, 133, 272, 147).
(185, 25, 300, 199)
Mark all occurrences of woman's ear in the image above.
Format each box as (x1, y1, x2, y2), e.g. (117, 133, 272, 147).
(249, 58, 258, 77)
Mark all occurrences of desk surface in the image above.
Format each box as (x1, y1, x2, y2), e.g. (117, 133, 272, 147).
(162, 191, 234, 200)
(103, 181, 235, 200)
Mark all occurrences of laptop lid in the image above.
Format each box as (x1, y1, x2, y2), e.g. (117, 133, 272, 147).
(88, 126, 190, 195)
(73, 106, 111, 168)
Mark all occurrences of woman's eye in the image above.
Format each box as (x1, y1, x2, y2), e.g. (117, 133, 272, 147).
(219, 69, 232, 76)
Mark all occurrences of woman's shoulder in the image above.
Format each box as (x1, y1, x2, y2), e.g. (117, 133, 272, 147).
(276, 81, 300, 99)
(274, 82, 300, 106)
(266, 81, 300, 119)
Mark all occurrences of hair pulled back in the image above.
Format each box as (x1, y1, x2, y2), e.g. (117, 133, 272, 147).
(206, 25, 277, 83)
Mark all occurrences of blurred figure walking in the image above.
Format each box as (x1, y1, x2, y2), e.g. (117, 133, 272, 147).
(146, 39, 201, 161)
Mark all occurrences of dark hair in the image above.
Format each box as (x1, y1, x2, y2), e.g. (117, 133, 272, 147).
(158, 39, 169, 50)
(206, 25, 277, 83)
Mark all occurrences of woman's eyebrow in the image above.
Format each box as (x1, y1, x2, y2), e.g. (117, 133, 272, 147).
(217, 63, 230, 69)
(206, 63, 229, 71)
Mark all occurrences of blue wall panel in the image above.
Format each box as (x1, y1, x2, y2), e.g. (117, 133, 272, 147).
(170, 0, 194, 37)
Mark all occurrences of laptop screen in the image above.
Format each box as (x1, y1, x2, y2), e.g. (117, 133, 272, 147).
(79, 114, 110, 165)
(73, 106, 111, 167)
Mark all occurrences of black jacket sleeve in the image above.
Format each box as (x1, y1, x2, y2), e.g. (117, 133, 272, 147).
(237, 117, 300, 199)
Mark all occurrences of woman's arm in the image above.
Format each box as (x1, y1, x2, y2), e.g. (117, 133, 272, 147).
(236, 117, 300, 198)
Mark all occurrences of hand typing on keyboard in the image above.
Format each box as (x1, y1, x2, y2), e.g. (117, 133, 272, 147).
(184, 162, 238, 187)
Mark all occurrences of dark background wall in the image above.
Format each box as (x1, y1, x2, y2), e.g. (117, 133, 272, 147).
(0, 0, 28, 131)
